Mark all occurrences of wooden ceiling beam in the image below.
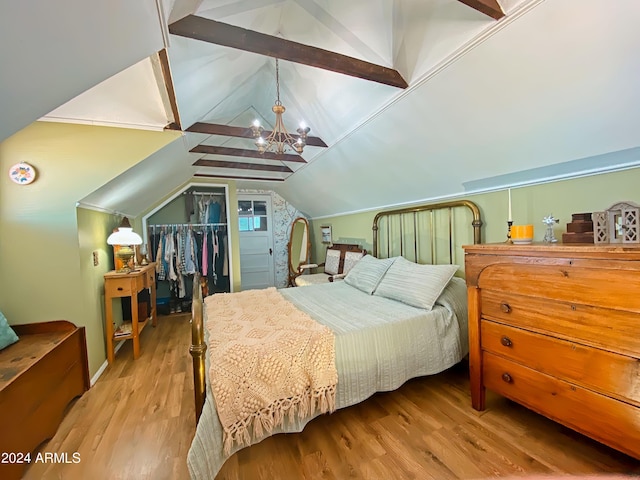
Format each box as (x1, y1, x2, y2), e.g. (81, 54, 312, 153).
(190, 144, 306, 163)
(157, 49, 182, 130)
(169, 16, 408, 89)
(186, 122, 328, 148)
(194, 173, 285, 182)
(193, 159, 293, 173)
(456, 0, 505, 20)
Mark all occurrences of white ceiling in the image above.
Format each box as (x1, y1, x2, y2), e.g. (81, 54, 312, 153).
(3, 0, 640, 219)
(0, 0, 165, 141)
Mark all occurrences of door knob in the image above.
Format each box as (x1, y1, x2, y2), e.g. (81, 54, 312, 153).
(269, 248, 273, 255)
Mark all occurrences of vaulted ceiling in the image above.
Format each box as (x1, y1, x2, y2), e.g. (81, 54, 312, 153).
(2, 0, 640, 218)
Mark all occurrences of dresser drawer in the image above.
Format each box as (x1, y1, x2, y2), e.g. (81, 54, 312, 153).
(477, 263, 640, 313)
(481, 320, 640, 405)
(483, 352, 640, 459)
(481, 289, 640, 357)
(105, 277, 134, 297)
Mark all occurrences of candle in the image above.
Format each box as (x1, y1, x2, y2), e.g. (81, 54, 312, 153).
(508, 188, 512, 222)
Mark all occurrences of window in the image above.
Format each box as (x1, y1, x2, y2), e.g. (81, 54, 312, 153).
(238, 200, 268, 232)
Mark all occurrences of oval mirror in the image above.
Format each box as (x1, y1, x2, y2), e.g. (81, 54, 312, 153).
(288, 217, 311, 286)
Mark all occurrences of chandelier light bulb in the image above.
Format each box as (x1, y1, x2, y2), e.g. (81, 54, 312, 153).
(296, 124, 310, 138)
(250, 119, 264, 139)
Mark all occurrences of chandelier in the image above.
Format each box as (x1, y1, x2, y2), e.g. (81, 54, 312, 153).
(250, 59, 310, 155)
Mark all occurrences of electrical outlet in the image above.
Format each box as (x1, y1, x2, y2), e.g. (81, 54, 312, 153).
(93, 251, 99, 266)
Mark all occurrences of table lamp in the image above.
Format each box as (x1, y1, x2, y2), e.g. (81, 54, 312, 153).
(107, 217, 143, 273)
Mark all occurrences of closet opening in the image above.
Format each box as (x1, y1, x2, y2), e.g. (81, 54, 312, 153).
(144, 185, 230, 316)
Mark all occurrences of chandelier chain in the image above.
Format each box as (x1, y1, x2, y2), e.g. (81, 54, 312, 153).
(275, 58, 282, 106)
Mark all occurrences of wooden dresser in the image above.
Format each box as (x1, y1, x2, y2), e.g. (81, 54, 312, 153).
(463, 243, 640, 459)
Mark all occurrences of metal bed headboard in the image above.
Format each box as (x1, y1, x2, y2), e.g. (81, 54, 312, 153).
(372, 199, 482, 265)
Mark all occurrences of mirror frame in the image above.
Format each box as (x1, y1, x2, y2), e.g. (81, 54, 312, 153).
(288, 217, 311, 286)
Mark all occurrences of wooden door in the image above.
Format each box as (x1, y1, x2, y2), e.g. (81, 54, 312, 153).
(238, 194, 275, 290)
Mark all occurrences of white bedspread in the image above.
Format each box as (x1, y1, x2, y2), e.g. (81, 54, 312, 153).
(187, 277, 468, 479)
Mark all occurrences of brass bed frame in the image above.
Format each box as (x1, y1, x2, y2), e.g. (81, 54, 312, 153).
(189, 199, 482, 422)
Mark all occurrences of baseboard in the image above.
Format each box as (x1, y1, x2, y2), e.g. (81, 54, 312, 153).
(90, 342, 125, 386)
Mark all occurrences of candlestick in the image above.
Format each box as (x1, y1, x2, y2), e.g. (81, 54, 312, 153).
(508, 188, 512, 222)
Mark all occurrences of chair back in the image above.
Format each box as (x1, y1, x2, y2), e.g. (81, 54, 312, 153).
(325, 243, 366, 275)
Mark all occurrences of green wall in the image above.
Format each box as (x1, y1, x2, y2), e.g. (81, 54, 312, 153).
(309, 167, 640, 265)
(76, 207, 120, 371)
(0, 121, 179, 376)
(147, 194, 191, 225)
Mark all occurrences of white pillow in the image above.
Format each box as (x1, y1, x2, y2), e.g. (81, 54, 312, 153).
(373, 256, 458, 310)
(344, 255, 396, 295)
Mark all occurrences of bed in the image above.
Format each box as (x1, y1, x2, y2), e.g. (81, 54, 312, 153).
(187, 199, 482, 479)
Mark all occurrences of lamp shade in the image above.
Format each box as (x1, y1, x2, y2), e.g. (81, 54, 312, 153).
(107, 217, 143, 246)
(107, 228, 142, 246)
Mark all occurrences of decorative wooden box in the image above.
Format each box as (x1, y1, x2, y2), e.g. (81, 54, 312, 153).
(562, 213, 594, 244)
(593, 201, 640, 244)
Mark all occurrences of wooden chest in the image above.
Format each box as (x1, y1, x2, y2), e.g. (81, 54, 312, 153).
(0, 321, 90, 480)
(463, 243, 640, 459)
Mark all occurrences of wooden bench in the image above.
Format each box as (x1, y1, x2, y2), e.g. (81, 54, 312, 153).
(0, 320, 90, 480)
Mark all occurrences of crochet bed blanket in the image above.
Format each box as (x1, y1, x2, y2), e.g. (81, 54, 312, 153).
(204, 287, 337, 454)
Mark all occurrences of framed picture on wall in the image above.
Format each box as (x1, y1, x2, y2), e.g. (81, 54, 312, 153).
(321, 225, 332, 244)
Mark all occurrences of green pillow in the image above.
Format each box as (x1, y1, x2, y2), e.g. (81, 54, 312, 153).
(0, 311, 19, 350)
(344, 255, 397, 295)
(373, 256, 458, 311)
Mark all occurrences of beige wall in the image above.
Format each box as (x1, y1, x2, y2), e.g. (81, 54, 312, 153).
(0, 121, 179, 376)
(310, 167, 640, 265)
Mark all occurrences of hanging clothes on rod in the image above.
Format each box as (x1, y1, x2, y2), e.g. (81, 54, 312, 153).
(183, 191, 225, 222)
(148, 222, 229, 296)
(193, 194, 226, 226)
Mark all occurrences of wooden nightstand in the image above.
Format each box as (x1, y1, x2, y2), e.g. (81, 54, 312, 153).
(104, 262, 156, 363)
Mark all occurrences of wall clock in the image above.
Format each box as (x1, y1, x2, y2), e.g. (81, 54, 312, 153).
(8, 162, 36, 185)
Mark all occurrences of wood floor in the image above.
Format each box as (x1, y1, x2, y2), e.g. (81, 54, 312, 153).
(23, 313, 640, 480)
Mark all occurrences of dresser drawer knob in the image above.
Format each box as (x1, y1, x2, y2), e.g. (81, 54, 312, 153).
(500, 303, 511, 313)
(500, 336, 513, 347)
(117, 287, 124, 291)
(501, 373, 513, 383)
